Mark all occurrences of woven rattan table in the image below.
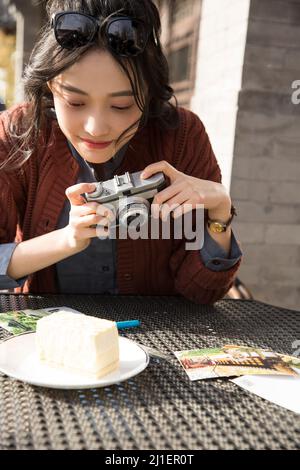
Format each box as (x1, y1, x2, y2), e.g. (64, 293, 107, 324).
(0, 293, 299, 450)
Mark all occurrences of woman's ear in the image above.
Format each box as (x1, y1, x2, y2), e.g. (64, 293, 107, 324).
(47, 81, 53, 94)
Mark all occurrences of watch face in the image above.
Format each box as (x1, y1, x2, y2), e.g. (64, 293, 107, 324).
(210, 222, 226, 233)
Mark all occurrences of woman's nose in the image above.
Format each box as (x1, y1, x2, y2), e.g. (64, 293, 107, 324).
(84, 114, 111, 137)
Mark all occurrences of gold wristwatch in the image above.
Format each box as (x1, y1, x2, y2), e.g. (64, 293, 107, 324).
(207, 205, 237, 233)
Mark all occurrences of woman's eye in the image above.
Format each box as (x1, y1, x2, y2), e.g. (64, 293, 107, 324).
(112, 106, 132, 111)
(64, 101, 132, 110)
(66, 101, 84, 107)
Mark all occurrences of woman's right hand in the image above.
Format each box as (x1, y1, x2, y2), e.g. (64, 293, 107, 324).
(62, 183, 115, 252)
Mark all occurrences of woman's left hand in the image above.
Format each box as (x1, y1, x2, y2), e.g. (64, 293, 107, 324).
(141, 161, 232, 221)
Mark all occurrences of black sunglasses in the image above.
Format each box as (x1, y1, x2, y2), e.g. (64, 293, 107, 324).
(51, 11, 151, 57)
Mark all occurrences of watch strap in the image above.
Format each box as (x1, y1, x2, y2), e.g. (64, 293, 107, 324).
(207, 205, 237, 232)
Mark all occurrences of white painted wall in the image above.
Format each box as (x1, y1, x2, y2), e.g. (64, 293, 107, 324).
(191, 0, 251, 190)
(0, 69, 7, 101)
(13, 6, 25, 102)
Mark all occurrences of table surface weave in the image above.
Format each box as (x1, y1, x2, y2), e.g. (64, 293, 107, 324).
(0, 294, 299, 450)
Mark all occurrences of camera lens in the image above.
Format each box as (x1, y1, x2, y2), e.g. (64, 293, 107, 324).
(118, 197, 150, 229)
(127, 214, 140, 225)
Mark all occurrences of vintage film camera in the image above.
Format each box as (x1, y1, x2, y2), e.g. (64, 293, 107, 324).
(85, 170, 166, 228)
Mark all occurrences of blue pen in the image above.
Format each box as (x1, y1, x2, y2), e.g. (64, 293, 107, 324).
(116, 320, 141, 330)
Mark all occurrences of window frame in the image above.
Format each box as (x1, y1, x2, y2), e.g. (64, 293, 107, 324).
(158, 0, 202, 108)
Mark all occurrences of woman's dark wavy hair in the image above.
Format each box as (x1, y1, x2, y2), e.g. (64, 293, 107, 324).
(3, 0, 179, 172)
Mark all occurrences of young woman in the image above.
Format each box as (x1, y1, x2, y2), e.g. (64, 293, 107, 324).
(0, 0, 242, 303)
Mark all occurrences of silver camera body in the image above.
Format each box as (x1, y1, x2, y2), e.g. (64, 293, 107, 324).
(84, 170, 166, 228)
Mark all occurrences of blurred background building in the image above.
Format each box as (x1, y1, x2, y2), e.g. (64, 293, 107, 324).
(0, 0, 16, 106)
(0, 0, 299, 311)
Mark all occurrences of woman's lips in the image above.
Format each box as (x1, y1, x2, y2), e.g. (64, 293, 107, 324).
(81, 138, 113, 150)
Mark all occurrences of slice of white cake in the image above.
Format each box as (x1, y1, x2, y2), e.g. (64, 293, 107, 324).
(36, 312, 119, 378)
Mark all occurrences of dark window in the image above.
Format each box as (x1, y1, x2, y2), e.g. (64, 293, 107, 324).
(169, 46, 190, 83)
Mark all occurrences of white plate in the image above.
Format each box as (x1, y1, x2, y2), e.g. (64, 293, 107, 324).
(0, 333, 149, 389)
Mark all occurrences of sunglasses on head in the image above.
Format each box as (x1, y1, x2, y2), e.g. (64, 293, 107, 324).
(51, 11, 151, 57)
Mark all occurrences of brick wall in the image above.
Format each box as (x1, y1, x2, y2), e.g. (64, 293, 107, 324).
(192, 0, 300, 310)
(231, 0, 300, 310)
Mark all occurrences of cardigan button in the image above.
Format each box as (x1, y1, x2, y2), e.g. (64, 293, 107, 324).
(212, 260, 221, 266)
(124, 273, 132, 281)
